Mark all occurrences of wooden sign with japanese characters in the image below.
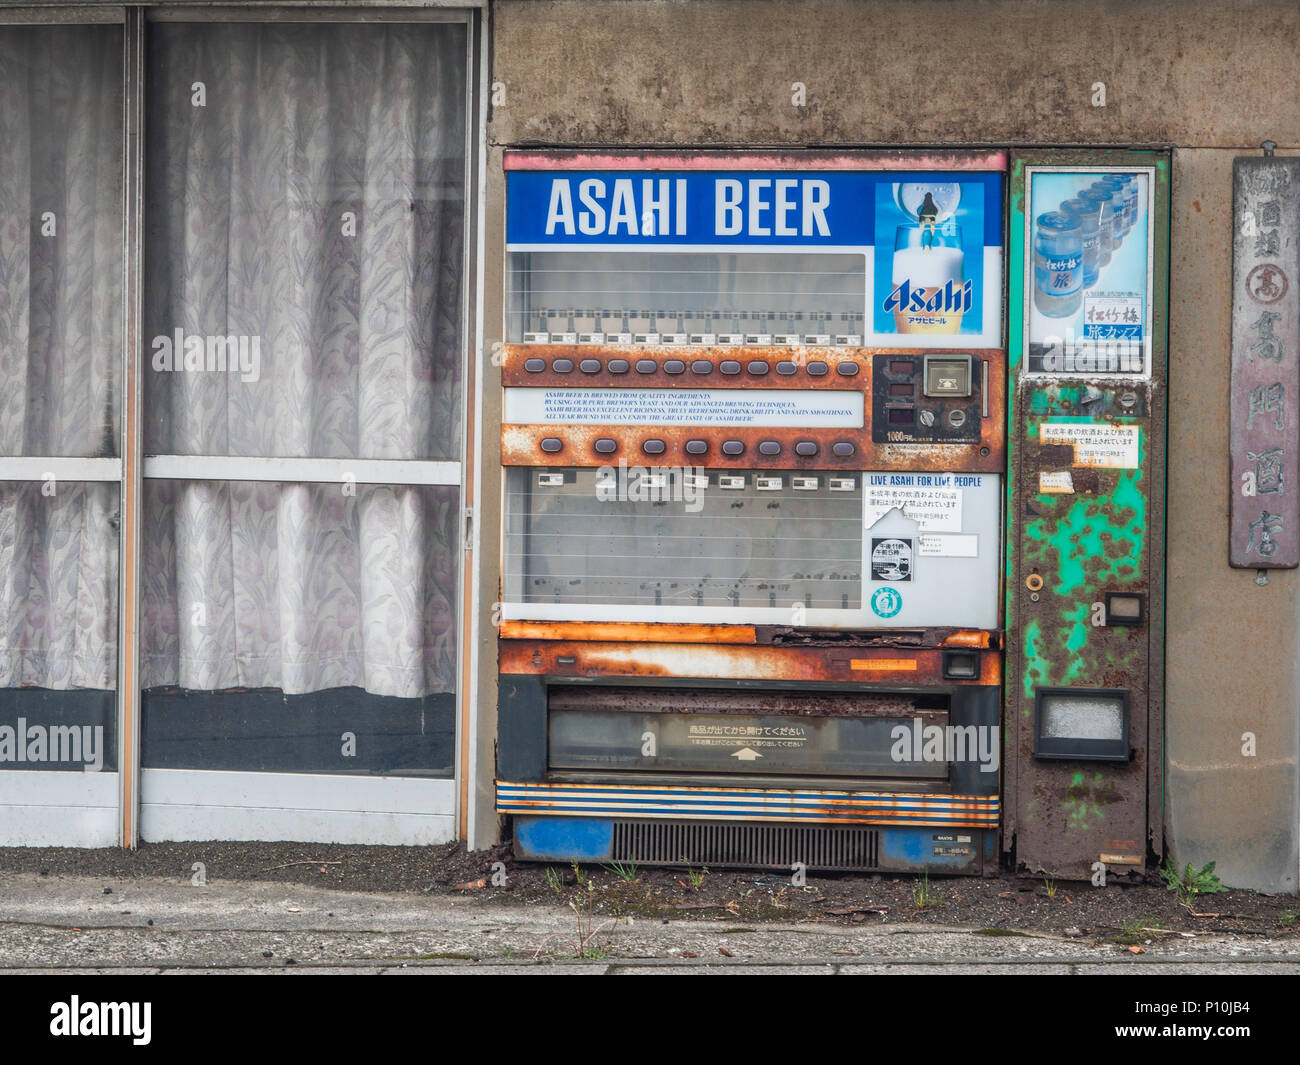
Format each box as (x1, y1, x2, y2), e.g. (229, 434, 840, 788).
(1230, 156, 1300, 568)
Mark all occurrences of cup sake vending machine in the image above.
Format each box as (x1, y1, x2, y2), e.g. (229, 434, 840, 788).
(1005, 150, 1169, 882)
(496, 150, 1008, 874)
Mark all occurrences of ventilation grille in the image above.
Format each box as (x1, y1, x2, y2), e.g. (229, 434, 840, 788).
(612, 820, 880, 872)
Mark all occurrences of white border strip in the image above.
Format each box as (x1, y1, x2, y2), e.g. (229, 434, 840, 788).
(3, 457, 122, 482)
(140, 769, 456, 845)
(143, 456, 461, 486)
(0, 771, 120, 847)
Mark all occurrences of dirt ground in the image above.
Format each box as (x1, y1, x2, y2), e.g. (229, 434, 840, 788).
(3, 840, 1297, 948)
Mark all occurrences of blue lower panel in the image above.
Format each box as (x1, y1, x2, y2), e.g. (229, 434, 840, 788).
(879, 828, 984, 873)
(515, 816, 614, 862)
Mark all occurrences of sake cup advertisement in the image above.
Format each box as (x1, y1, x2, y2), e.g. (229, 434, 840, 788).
(1025, 167, 1154, 374)
(870, 176, 1003, 348)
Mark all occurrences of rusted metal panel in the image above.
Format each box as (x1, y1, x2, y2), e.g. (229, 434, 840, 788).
(502, 344, 1006, 472)
(504, 149, 1008, 172)
(1228, 155, 1300, 568)
(499, 639, 1001, 687)
(498, 620, 757, 644)
(549, 685, 922, 718)
(501, 619, 993, 648)
(1005, 150, 1169, 881)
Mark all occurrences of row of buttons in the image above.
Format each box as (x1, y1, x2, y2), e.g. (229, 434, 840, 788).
(520, 357, 859, 378)
(538, 437, 858, 458)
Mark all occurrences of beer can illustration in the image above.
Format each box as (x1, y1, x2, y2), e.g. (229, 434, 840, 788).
(1059, 198, 1100, 288)
(1033, 211, 1083, 318)
(887, 182, 970, 335)
(1079, 186, 1117, 267)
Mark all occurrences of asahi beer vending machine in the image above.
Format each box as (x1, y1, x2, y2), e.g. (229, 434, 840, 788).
(495, 150, 1008, 874)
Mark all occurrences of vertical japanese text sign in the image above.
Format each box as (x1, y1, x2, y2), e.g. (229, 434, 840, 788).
(1230, 156, 1300, 568)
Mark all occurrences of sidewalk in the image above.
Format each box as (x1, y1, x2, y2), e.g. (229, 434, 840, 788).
(2, 873, 1297, 973)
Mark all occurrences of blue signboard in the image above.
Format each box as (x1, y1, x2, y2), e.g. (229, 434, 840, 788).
(507, 168, 1004, 347)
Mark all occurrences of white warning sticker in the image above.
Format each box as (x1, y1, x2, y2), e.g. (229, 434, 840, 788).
(865, 473, 971, 532)
(1039, 470, 1075, 494)
(918, 533, 978, 557)
(1039, 422, 1140, 469)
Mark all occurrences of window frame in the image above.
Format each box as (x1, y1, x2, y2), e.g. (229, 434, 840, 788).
(0, 2, 483, 846)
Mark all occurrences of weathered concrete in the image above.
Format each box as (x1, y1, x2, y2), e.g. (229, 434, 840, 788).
(1165, 147, 1300, 894)
(489, 0, 1300, 149)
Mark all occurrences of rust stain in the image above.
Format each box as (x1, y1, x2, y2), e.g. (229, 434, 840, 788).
(500, 639, 1001, 686)
(503, 149, 1008, 172)
(501, 344, 1005, 472)
(549, 684, 929, 718)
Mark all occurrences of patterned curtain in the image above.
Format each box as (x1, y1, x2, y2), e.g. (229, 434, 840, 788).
(140, 23, 466, 698)
(0, 26, 123, 691)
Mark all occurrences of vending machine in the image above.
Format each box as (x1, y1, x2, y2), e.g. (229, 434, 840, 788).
(1004, 150, 1169, 881)
(495, 150, 1008, 874)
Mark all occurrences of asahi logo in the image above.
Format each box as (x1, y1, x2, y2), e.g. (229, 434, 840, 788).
(0, 719, 105, 771)
(50, 997, 151, 1045)
(150, 328, 261, 382)
(882, 278, 973, 315)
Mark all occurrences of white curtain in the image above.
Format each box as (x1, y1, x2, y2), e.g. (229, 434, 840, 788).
(0, 25, 122, 691)
(140, 23, 466, 698)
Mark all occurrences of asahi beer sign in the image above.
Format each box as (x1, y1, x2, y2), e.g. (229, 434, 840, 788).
(1229, 155, 1300, 569)
(1024, 166, 1155, 375)
(507, 167, 1003, 348)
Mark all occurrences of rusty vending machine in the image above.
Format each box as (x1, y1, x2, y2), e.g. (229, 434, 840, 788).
(1004, 150, 1169, 881)
(496, 150, 1008, 874)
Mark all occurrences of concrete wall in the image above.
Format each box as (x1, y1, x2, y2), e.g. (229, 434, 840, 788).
(478, 0, 1300, 890)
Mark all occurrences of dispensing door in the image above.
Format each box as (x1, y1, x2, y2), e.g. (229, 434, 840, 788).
(1005, 150, 1170, 880)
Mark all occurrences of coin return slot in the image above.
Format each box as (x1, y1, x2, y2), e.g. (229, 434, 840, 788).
(923, 354, 973, 398)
